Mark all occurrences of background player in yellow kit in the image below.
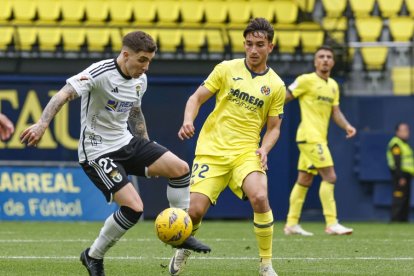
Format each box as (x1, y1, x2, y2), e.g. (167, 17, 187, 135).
(169, 18, 285, 276)
(284, 45, 357, 236)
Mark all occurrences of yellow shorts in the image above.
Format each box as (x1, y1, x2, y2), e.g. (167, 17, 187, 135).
(190, 151, 265, 205)
(297, 142, 334, 175)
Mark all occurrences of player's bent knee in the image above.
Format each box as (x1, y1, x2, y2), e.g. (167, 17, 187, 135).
(118, 206, 143, 227)
(249, 193, 269, 208)
(169, 160, 190, 178)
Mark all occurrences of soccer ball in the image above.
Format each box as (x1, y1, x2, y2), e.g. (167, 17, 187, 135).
(154, 207, 193, 246)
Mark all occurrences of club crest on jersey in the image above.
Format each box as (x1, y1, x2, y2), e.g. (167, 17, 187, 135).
(136, 85, 142, 93)
(110, 170, 123, 183)
(260, 85, 271, 96)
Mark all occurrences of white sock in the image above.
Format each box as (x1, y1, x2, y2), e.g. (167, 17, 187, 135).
(167, 173, 190, 210)
(89, 214, 126, 259)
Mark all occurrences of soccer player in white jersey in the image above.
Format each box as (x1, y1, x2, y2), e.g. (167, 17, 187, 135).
(169, 18, 285, 276)
(20, 31, 210, 276)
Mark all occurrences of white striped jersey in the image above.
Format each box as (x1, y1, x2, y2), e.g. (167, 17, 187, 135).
(67, 58, 148, 162)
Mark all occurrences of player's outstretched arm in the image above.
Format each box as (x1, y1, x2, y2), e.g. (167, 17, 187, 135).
(256, 116, 283, 170)
(284, 88, 296, 104)
(332, 105, 356, 139)
(178, 86, 214, 140)
(0, 113, 15, 141)
(128, 106, 149, 140)
(20, 83, 79, 147)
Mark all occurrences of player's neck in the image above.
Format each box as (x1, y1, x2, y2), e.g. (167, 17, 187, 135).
(246, 62, 268, 74)
(315, 71, 330, 81)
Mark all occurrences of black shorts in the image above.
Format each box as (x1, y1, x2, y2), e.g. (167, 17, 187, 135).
(81, 137, 169, 202)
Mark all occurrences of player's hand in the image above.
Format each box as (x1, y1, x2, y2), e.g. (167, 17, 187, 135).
(398, 178, 407, 186)
(345, 125, 357, 139)
(20, 123, 46, 147)
(0, 113, 14, 141)
(178, 122, 195, 140)
(256, 148, 268, 170)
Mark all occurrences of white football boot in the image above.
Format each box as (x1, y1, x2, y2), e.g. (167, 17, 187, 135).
(259, 263, 278, 276)
(284, 224, 314, 236)
(325, 223, 353, 235)
(169, 249, 191, 275)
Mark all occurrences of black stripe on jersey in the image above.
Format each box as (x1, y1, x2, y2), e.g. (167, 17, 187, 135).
(81, 126, 88, 162)
(89, 60, 114, 75)
(81, 91, 92, 162)
(90, 65, 116, 78)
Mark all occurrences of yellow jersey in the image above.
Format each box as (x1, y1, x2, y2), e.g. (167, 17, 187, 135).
(289, 72, 340, 143)
(196, 59, 285, 156)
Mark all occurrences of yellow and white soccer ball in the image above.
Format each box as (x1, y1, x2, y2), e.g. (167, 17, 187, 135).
(154, 207, 193, 246)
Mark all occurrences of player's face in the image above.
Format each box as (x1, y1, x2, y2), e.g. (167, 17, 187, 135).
(124, 50, 155, 78)
(314, 49, 335, 74)
(397, 124, 410, 140)
(244, 32, 273, 71)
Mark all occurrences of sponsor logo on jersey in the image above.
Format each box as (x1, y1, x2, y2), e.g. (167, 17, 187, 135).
(89, 134, 102, 146)
(232, 77, 243, 81)
(317, 95, 334, 103)
(105, 100, 134, 112)
(226, 88, 264, 113)
(111, 87, 119, 93)
(260, 85, 271, 96)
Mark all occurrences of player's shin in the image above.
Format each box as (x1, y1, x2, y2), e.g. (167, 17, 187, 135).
(319, 181, 337, 226)
(254, 210, 274, 263)
(167, 173, 191, 210)
(286, 183, 308, 226)
(89, 206, 142, 259)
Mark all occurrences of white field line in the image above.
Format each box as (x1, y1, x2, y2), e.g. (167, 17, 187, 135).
(0, 238, 414, 243)
(0, 256, 412, 261)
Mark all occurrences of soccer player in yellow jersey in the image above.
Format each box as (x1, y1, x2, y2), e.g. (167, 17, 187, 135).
(284, 45, 357, 236)
(168, 18, 285, 276)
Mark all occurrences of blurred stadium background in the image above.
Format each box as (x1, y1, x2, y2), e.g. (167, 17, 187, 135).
(0, 0, 414, 224)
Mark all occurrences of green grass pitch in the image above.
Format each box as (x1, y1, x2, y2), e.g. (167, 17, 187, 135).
(0, 221, 413, 275)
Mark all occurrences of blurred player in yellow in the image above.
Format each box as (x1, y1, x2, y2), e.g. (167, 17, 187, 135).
(284, 45, 356, 236)
(169, 18, 285, 276)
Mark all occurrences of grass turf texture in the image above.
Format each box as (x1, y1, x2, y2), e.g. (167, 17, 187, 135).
(0, 221, 413, 275)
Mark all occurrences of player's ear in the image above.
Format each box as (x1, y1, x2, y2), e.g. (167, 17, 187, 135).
(268, 42, 274, 53)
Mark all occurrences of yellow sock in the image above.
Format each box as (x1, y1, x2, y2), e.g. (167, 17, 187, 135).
(286, 183, 308, 226)
(191, 221, 201, 236)
(254, 210, 274, 260)
(319, 181, 337, 226)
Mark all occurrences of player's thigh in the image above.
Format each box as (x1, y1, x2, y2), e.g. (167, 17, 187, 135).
(147, 151, 189, 178)
(317, 166, 337, 183)
(190, 156, 231, 205)
(113, 182, 143, 211)
(297, 143, 333, 174)
(230, 151, 266, 200)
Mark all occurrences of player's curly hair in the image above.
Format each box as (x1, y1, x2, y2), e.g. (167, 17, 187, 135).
(243, 17, 274, 43)
(122, 31, 157, 53)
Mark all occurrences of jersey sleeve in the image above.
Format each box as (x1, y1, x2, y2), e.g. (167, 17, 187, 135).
(66, 69, 95, 97)
(203, 62, 225, 93)
(288, 75, 307, 98)
(268, 84, 286, 117)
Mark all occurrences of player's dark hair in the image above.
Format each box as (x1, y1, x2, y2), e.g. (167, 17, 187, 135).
(395, 122, 407, 132)
(122, 31, 157, 53)
(315, 45, 334, 56)
(243, 17, 274, 43)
